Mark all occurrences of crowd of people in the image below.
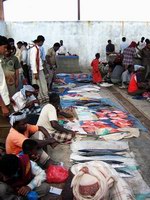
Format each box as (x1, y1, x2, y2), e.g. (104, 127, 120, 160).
(91, 37, 150, 97)
(0, 35, 77, 199)
(0, 34, 149, 199)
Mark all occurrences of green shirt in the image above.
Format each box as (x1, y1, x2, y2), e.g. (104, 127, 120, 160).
(1, 55, 20, 85)
(46, 47, 56, 66)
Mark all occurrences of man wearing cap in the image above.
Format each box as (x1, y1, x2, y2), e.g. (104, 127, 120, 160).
(0, 35, 10, 116)
(12, 84, 35, 111)
(11, 84, 41, 115)
(6, 112, 58, 166)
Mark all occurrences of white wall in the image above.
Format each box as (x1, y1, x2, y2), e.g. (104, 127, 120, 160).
(0, 21, 6, 36)
(5, 21, 150, 70)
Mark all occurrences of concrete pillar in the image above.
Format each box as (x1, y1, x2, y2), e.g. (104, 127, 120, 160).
(0, 0, 4, 20)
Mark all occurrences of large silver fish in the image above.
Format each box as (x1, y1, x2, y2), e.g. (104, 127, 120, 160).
(79, 152, 126, 157)
(71, 159, 126, 168)
(78, 149, 127, 153)
(71, 159, 124, 165)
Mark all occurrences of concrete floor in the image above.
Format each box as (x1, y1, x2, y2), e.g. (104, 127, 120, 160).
(109, 86, 150, 186)
(45, 85, 150, 199)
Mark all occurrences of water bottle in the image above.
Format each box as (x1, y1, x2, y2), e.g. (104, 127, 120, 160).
(27, 191, 38, 200)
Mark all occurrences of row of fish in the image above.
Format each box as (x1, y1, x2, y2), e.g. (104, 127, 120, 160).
(71, 148, 134, 178)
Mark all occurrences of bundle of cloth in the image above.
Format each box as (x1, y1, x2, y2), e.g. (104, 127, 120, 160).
(71, 161, 135, 200)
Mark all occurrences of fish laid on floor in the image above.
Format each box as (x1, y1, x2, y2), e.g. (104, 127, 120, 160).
(71, 159, 126, 168)
(72, 161, 126, 168)
(78, 149, 128, 153)
(115, 168, 133, 178)
(79, 152, 126, 157)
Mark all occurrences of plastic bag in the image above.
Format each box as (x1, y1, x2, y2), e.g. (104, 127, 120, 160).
(46, 165, 69, 183)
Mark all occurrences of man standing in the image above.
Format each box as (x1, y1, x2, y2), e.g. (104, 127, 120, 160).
(120, 37, 128, 54)
(37, 93, 76, 143)
(137, 37, 146, 50)
(56, 40, 67, 55)
(106, 40, 115, 61)
(46, 42, 60, 68)
(29, 35, 48, 103)
(46, 42, 60, 89)
(139, 40, 150, 79)
(2, 44, 20, 97)
(0, 35, 10, 116)
(123, 41, 137, 70)
(21, 42, 31, 84)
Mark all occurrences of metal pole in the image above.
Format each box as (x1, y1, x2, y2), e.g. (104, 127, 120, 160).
(78, 0, 80, 21)
(0, 0, 4, 20)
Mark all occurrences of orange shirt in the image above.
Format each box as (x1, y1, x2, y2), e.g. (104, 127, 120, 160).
(6, 124, 39, 155)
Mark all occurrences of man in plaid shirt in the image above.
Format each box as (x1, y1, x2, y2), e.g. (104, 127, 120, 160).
(123, 41, 137, 69)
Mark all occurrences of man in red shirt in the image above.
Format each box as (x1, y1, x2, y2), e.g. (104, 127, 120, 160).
(128, 65, 149, 95)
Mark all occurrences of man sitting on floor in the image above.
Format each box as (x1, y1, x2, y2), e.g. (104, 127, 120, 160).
(128, 65, 150, 96)
(120, 65, 134, 89)
(0, 154, 50, 199)
(6, 112, 57, 166)
(11, 84, 41, 114)
(36, 93, 76, 143)
(22, 139, 42, 163)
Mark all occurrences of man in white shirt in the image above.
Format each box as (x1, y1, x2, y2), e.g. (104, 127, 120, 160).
(0, 35, 10, 116)
(56, 40, 67, 55)
(37, 93, 76, 143)
(29, 35, 48, 102)
(0, 154, 50, 199)
(137, 37, 146, 50)
(12, 85, 35, 112)
(21, 42, 31, 84)
(120, 37, 129, 54)
(15, 41, 23, 62)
